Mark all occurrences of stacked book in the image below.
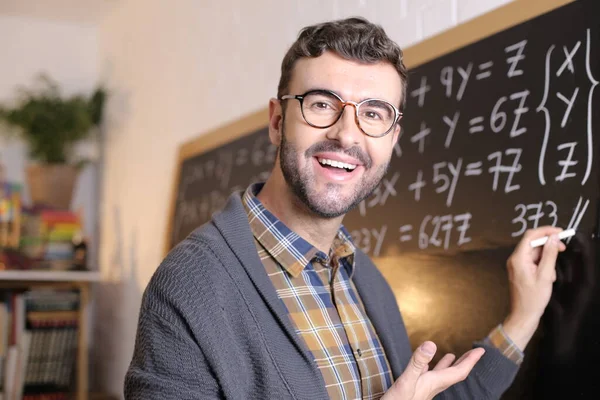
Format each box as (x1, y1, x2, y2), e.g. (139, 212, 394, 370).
(0, 183, 22, 249)
(19, 211, 82, 271)
(0, 289, 79, 400)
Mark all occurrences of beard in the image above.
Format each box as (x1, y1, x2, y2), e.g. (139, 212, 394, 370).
(279, 124, 389, 219)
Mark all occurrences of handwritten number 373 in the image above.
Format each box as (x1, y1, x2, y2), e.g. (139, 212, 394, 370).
(511, 201, 558, 237)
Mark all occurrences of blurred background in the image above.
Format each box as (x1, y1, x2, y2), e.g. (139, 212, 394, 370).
(0, 0, 542, 399)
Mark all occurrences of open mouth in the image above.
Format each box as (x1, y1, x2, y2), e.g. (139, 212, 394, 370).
(317, 157, 358, 173)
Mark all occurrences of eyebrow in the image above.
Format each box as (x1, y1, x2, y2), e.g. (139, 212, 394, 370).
(304, 87, 393, 104)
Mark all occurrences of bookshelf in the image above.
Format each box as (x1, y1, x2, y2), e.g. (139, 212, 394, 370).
(0, 270, 100, 400)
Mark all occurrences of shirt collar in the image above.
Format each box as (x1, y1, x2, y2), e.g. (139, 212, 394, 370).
(242, 182, 356, 278)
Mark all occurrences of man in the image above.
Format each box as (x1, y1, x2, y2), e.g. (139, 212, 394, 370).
(125, 17, 566, 399)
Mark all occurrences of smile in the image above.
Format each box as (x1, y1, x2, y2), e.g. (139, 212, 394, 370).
(317, 157, 357, 172)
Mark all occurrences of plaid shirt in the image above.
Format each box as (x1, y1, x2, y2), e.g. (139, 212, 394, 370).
(243, 184, 393, 399)
(242, 184, 523, 399)
(486, 324, 524, 365)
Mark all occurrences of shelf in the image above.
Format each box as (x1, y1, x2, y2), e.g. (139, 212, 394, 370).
(0, 269, 101, 282)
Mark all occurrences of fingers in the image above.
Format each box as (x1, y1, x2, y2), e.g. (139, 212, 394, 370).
(404, 341, 437, 384)
(510, 226, 566, 271)
(385, 341, 437, 399)
(433, 353, 456, 371)
(389, 347, 484, 399)
(517, 227, 564, 253)
(432, 348, 485, 388)
(452, 349, 472, 366)
(523, 226, 564, 242)
(538, 234, 562, 281)
(453, 348, 485, 366)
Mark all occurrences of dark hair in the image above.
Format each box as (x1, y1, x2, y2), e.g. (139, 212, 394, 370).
(277, 17, 408, 110)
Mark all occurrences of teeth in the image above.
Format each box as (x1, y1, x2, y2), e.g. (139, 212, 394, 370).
(318, 158, 357, 170)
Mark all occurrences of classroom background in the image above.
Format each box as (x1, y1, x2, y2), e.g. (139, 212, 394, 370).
(0, 0, 597, 399)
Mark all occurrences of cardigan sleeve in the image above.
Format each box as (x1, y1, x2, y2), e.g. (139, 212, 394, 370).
(435, 338, 520, 400)
(124, 306, 223, 400)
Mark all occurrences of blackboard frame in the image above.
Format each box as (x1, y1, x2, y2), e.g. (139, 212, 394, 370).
(164, 0, 575, 255)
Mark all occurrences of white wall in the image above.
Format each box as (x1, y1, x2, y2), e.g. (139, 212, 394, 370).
(96, 0, 514, 396)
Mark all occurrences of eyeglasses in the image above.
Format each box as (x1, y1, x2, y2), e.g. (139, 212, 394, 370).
(279, 89, 403, 138)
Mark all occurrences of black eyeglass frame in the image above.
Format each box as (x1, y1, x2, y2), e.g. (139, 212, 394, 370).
(279, 89, 403, 138)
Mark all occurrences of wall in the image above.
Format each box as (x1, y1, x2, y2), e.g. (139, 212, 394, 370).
(95, 0, 514, 396)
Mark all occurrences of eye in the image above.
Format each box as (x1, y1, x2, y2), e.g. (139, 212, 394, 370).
(360, 100, 394, 122)
(304, 92, 341, 113)
(314, 102, 331, 110)
(362, 110, 382, 120)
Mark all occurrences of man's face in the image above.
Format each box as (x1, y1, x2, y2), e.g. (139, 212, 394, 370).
(273, 51, 403, 218)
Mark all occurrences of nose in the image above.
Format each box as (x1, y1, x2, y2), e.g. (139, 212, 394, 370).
(325, 103, 363, 149)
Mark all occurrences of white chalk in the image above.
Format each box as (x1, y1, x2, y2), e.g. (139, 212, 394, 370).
(530, 228, 576, 248)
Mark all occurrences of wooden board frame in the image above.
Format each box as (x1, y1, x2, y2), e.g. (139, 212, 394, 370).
(164, 0, 575, 255)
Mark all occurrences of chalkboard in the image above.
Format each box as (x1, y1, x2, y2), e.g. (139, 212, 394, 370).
(166, 0, 600, 398)
(167, 114, 272, 251)
(343, 0, 600, 258)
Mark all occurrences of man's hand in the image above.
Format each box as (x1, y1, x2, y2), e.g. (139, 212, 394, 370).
(503, 226, 567, 350)
(381, 341, 485, 400)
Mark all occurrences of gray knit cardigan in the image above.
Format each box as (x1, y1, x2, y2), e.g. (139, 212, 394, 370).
(124, 192, 518, 399)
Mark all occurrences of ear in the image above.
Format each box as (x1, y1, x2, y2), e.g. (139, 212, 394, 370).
(391, 123, 402, 147)
(268, 98, 283, 146)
